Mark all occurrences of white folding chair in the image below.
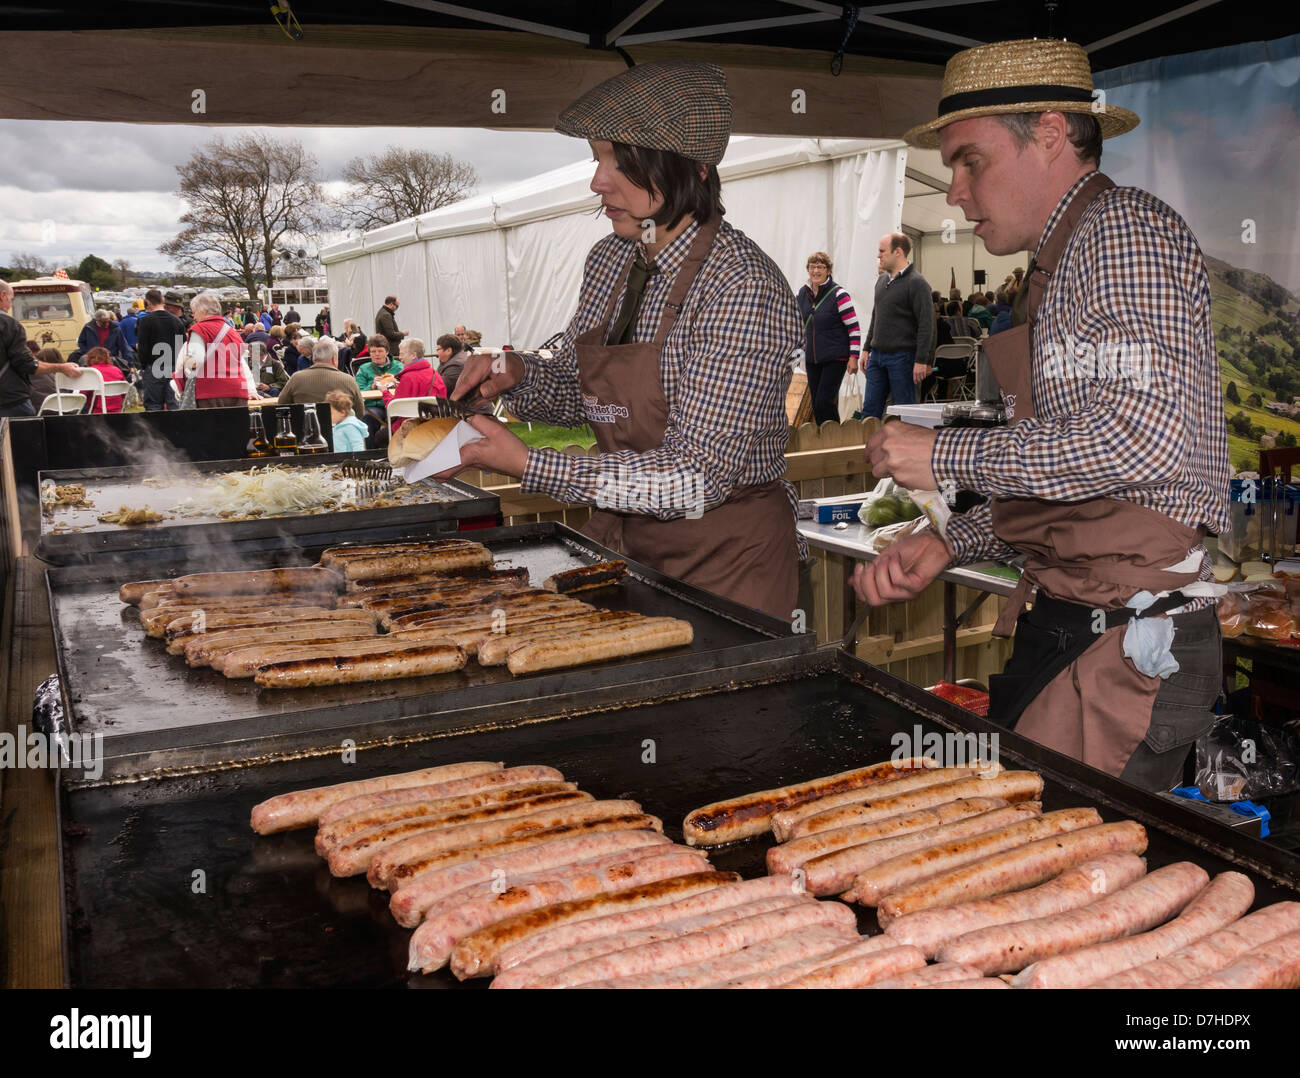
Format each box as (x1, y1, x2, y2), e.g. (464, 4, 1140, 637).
(55, 368, 130, 414)
(38, 391, 89, 415)
(386, 396, 443, 439)
(928, 344, 978, 402)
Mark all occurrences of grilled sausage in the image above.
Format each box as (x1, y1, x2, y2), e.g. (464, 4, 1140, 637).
(253, 641, 467, 688)
(770, 764, 1003, 839)
(877, 820, 1150, 923)
(938, 861, 1209, 974)
(489, 875, 800, 976)
(369, 799, 646, 883)
(378, 813, 662, 892)
(850, 808, 1102, 906)
(220, 630, 461, 678)
(864, 963, 988, 988)
(779, 944, 930, 989)
(119, 578, 176, 605)
(682, 757, 938, 848)
(787, 771, 1045, 841)
(448, 871, 738, 979)
(475, 613, 647, 666)
(574, 926, 861, 990)
(374, 587, 554, 624)
(766, 797, 1010, 878)
(491, 893, 809, 988)
(543, 560, 627, 594)
(802, 804, 1041, 897)
(1179, 928, 1300, 989)
(318, 764, 565, 827)
(326, 790, 593, 876)
(923, 978, 1012, 989)
(1090, 902, 1300, 989)
(358, 582, 531, 616)
(343, 566, 523, 593)
(718, 934, 903, 989)
(884, 852, 1148, 958)
(522, 900, 858, 989)
(140, 600, 336, 636)
(316, 781, 579, 852)
(169, 611, 375, 653)
(506, 618, 694, 674)
(319, 539, 477, 565)
(391, 830, 673, 929)
(409, 848, 711, 973)
(1013, 871, 1255, 988)
(171, 567, 343, 597)
(160, 609, 343, 647)
(341, 547, 494, 582)
(249, 761, 502, 833)
(386, 593, 588, 629)
(191, 625, 379, 667)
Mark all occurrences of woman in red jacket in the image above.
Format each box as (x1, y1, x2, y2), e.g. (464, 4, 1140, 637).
(75, 346, 128, 413)
(381, 338, 446, 433)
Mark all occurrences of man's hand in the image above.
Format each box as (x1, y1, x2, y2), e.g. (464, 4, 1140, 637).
(60, 363, 83, 377)
(433, 414, 528, 481)
(257, 382, 269, 392)
(850, 531, 951, 605)
(451, 351, 525, 402)
(913, 362, 930, 384)
(865, 421, 938, 490)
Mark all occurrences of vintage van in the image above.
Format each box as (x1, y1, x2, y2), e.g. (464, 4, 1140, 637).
(11, 276, 97, 355)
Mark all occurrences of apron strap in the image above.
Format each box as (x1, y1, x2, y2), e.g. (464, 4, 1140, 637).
(652, 217, 721, 346)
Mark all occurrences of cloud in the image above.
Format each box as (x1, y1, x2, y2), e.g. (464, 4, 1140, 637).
(0, 121, 585, 271)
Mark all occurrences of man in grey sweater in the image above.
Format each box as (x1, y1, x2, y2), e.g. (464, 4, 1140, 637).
(861, 233, 933, 418)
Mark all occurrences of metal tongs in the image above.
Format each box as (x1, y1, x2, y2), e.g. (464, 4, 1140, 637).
(418, 396, 479, 422)
(339, 459, 397, 500)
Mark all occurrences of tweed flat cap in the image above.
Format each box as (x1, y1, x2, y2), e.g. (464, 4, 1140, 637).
(556, 61, 731, 166)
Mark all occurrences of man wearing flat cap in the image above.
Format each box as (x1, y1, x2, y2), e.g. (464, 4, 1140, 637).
(856, 39, 1230, 790)
(448, 61, 803, 620)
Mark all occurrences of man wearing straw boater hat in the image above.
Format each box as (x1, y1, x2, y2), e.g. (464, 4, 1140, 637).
(855, 39, 1230, 790)
(446, 61, 803, 620)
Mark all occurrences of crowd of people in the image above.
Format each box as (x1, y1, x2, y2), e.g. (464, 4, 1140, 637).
(0, 281, 487, 449)
(796, 234, 1024, 423)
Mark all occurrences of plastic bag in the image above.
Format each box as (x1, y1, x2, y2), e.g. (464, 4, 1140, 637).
(1216, 591, 1249, 639)
(1243, 597, 1297, 642)
(857, 477, 923, 528)
(1194, 714, 1300, 802)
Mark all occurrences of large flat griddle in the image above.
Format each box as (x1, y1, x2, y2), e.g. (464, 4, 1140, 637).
(46, 522, 816, 778)
(57, 650, 1300, 989)
(36, 452, 498, 562)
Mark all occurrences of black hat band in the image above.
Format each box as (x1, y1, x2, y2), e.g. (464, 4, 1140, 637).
(938, 84, 1096, 116)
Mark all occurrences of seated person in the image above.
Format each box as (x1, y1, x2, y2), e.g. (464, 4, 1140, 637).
(434, 334, 493, 414)
(253, 347, 290, 397)
(354, 334, 403, 446)
(74, 346, 128, 412)
(326, 389, 368, 452)
(285, 334, 315, 373)
(381, 338, 446, 434)
(277, 336, 365, 418)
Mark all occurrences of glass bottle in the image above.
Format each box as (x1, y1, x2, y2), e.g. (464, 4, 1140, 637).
(298, 406, 329, 455)
(273, 407, 298, 456)
(245, 410, 272, 458)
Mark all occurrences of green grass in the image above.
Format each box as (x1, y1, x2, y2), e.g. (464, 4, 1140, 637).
(508, 422, 596, 451)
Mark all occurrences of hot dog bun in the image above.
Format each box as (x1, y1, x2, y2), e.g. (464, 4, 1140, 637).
(388, 416, 459, 467)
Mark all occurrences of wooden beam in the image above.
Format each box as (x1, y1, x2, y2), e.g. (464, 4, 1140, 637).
(0, 26, 941, 136)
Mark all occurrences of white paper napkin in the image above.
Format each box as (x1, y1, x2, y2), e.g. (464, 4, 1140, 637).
(397, 420, 485, 483)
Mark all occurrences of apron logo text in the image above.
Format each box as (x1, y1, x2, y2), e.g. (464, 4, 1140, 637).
(581, 392, 630, 424)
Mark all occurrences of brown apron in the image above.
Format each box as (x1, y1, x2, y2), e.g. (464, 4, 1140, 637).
(574, 218, 799, 621)
(980, 172, 1205, 777)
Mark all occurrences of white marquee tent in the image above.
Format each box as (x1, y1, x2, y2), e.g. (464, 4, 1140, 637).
(321, 137, 914, 353)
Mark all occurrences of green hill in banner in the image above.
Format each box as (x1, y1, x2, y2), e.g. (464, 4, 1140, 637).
(1205, 255, 1300, 471)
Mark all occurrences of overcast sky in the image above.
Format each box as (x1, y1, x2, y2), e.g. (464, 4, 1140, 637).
(0, 121, 586, 275)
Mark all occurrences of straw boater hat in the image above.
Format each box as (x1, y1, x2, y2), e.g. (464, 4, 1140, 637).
(556, 61, 732, 166)
(904, 38, 1139, 149)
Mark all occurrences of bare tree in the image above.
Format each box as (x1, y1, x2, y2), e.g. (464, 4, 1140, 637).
(8, 251, 53, 278)
(113, 257, 132, 287)
(160, 135, 329, 301)
(339, 147, 477, 232)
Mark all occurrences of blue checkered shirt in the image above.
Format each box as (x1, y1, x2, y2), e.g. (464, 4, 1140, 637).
(933, 173, 1230, 594)
(507, 218, 804, 548)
